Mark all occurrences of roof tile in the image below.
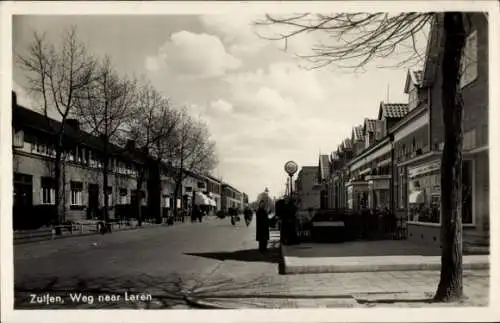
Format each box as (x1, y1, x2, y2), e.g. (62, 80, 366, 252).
(381, 103, 409, 119)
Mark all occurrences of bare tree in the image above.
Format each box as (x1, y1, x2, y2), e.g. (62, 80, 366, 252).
(255, 12, 474, 301)
(171, 109, 218, 218)
(17, 27, 95, 230)
(74, 55, 138, 228)
(127, 81, 181, 226)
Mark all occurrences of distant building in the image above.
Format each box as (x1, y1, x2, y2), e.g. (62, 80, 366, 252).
(295, 166, 321, 211)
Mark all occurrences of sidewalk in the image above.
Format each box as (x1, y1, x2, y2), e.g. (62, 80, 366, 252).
(281, 240, 489, 274)
(14, 216, 219, 245)
(186, 230, 489, 308)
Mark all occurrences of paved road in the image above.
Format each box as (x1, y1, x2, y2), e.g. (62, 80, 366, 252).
(14, 216, 271, 309)
(13, 216, 489, 309)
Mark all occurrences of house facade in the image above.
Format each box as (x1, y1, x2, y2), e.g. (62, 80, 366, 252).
(12, 94, 148, 228)
(325, 13, 489, 248)
(12, 91, 246, 228)
(295, 166, 321, 211)
(221, 183, 243, 212)
(401, 13, 489, 246)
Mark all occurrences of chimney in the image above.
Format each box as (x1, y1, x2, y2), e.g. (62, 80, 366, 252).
(12, 91, 17, 106)
(126, 139, 136, 150)
(66, 119, 80, 130)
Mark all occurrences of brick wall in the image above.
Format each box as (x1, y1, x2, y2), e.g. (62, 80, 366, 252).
(430, 13, 488, 149)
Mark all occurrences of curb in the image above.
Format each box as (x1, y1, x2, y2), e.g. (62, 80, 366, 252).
(13, 219, 214, 245)
(280, 245, 490, 274)
(184, 296, 233, 309)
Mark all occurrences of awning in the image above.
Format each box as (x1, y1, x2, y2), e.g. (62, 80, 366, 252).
(409, 191, 424, 204)
(208, 198, 216, 207)
(194, 192, 211, 205)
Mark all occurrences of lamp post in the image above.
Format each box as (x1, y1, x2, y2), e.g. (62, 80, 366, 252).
(283, 160, 299, 244)
(284, 161, 298, 199)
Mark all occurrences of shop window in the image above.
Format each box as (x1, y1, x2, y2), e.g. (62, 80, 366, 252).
(407, 160, 473, 224)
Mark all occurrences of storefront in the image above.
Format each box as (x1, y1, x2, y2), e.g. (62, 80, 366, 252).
(404, 156, 476, 246)
(345, 180, 369, 211)
(366, 175, 391, 210)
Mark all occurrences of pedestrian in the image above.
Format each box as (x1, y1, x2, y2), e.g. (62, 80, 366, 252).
(256, 200, 270, 253)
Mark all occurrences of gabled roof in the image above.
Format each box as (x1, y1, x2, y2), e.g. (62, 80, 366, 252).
(319, 154, 330, 180)
(352, 125, 364, 142)
(404, 69, 423, 94)
(422, 14, 444, 87)
(363, 118, 377, 134)
(343, 138, 353, 150)
(378, 102, 409, 120)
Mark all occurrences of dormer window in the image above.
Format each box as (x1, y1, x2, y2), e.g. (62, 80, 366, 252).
(12, 129, 24, 148)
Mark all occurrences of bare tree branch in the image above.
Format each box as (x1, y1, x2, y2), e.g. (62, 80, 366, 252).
(16, 26, 96, 226)
(254, 12, 433, 71)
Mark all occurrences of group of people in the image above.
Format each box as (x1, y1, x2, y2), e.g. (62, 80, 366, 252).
(190, 204, 206, 223)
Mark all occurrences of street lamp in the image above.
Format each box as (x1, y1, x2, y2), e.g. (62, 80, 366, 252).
(284, 161, 298, 198)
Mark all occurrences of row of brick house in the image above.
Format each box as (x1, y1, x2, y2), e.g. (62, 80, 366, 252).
(317, 13, 489, 247)
(11, 91, 247, 230)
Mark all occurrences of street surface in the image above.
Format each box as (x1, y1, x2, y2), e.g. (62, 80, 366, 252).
(14, 217, 489, 309)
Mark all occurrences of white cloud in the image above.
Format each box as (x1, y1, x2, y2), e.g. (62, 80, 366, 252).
(200, 14, 266, 56)
(145, 56, 161, 72)
(199, 14, 325, 59)
(209, 99, 233, 114)
(146, 31, 241, 77)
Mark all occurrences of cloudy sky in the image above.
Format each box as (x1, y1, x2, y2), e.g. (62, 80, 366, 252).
(12, 13, 427, 201)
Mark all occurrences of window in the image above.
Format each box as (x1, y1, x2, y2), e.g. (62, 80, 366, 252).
(119, 188, 128, 205)
(70, 181, 83, 206)
(163, 194, 170, 208)
(407, 160, 473, 224)
(106, 187, 113, 206)
(460, 30, 478, 88)
(407, 162, 440, 223)
(41, 177, 55, 205)
(12, 129, 24, 148)
(77, 148, 83, 163)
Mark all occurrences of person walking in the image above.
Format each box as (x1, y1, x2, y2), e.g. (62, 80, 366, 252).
(256, 200, 270, 253)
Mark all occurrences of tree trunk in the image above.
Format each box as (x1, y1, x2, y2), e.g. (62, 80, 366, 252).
(102, 139, 110, 230)
(53, 135, 65, 235)
(136, 170, 145, 227)
(434, 12, 467, 302)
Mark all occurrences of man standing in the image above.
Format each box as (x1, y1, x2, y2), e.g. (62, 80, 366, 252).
(256, 200, 270, 252)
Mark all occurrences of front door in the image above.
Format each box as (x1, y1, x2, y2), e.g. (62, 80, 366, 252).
(87, 184, 99, 220)
(13, 173, 33, 229)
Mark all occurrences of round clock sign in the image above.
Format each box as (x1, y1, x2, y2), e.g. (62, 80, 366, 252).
(284, 160, 298, 176)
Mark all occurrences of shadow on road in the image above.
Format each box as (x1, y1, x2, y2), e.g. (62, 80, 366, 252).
(185, 244, 281, 264)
